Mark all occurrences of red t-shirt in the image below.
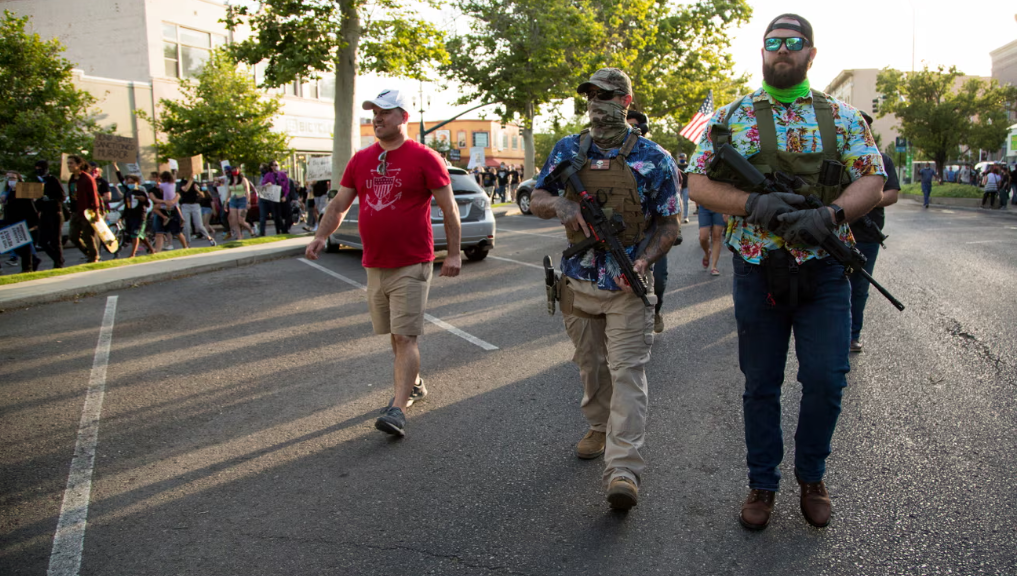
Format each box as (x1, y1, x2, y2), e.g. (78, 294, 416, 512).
(340, 140, 450, 268)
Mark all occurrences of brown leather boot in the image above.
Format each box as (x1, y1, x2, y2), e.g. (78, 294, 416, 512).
(606, 477, 638, 510)
(798, 479, 831, 527)
(739, 489, 775, 530)
(575, 430, 606, 459)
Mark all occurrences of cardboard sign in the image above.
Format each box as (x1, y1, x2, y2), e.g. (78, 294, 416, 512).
(15, 182, 44, 199)
(93, 134, 138, 163)
(60, 153, 71, 183)
(124, 163, 142, 176)
(0, 221, 32, 254)
(256, 184, 281, 202)
(176, 155, 203, 179)
(306, 156, 332, 181)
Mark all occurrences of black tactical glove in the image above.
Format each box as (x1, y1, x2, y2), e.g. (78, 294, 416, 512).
(775, 206, 837, 246)
(744, 192, 806, 230)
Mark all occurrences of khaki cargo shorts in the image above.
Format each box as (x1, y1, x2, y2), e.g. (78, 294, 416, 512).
(366, 262, 433, 335)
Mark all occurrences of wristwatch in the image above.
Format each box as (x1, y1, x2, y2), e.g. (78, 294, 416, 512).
(829, 203, 845, 225)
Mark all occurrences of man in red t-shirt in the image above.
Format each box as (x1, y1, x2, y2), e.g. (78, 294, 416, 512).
(306, 88, 462, 438)
(67, 154, 102, 263)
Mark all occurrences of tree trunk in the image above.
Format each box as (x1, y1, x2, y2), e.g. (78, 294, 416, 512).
(332, 0, 360, 187)
(522, 100, 535, 179)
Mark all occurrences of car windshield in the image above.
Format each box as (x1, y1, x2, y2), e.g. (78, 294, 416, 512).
(450, 172, 484, 195)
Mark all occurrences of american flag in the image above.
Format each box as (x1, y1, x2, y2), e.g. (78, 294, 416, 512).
(679, 91, 714, 142)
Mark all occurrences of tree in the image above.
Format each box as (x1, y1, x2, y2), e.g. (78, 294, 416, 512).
(534, 113, 588, 169)
(0, 11, 110, 173)
(223, 0, 448, 185)
(876, 65, 1017, 176)
(443, 0, 605, 179)
(136, 50, 291, 172)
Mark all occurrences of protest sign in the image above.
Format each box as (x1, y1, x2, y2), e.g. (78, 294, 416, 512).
(15, 182, 44, 199)
(217, 186, 229, 203)
(60, 153, 71, 182)
(92, 134, 138, 163)
(0, 221, 32, 254)
(306, 156, 332, 181)
(124, 163, 142, 176)
(256, 184, 282, 202)
(176, 155, 204, 179)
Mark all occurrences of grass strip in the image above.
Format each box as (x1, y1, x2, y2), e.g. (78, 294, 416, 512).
(900, 182, 986, 199)
(0, 234, 305, 286)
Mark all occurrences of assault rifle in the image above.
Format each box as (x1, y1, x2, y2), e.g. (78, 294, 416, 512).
(550, 161, 652, 307)
(710, 143, 905, 311)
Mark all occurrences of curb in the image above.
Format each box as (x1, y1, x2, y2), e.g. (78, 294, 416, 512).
(0, 242, 307, 311)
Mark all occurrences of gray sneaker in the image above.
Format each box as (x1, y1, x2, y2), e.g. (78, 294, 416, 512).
(380, 378, 427, 412)
(375, 407, 406, 437)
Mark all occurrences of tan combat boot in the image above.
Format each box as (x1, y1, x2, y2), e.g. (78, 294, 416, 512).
(606, 477, 639, 510)
(575, 430, 606, 459)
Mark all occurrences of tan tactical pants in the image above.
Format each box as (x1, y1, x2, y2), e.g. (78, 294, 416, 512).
(562, 278, 655, 488)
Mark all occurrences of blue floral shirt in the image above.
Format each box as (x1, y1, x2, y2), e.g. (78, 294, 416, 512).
(686, 88, 887, 264)
(536, 129, 681, 290)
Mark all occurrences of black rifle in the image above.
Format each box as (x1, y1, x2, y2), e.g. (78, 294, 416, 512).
(710, 143, 905, 311)
(550, 161, 652, 307)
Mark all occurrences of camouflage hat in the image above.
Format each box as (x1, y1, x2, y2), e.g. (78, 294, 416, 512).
(577, 68, 632, 96)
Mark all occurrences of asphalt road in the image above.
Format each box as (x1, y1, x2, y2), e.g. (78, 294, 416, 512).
(1, 202, 1015, 575)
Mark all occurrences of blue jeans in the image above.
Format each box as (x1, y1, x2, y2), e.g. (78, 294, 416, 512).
(681, 187, 689, 219)
(258, 198, 282, 236)
(848, 241, 880, 341)
(652, 257, 668, 314)
(921, 182, 932, 206)
(732, 253, 851, 491)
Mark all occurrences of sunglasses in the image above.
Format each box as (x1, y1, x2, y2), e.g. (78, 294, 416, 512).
(377, 151, 387, 176)
(764, 37, 808, 52)
(586, 89, 627, 102)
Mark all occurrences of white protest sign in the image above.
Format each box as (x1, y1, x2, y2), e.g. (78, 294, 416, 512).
(168, 159, 179, 171)
(0, 221, 33, 254)
(124, 163, 142, 176)
(467, 147, 486, 170)
(220, 160, 231, 172)
(256, 184, 281, 202)
(306, 156, 332, 182)
(218, 186, 229, 203)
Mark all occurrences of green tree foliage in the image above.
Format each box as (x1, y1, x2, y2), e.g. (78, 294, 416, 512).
(0, 11, 110, 173)
(534, 113, 589, 169)
(136, 51, 291, 172)
(876, 65, 1017, 176)
(223, 0, 448, 184)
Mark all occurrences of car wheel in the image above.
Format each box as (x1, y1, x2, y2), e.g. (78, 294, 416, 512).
(517, 190, 532, 215)
(325, 236, 340, 253)
(463, 246, 489, 261)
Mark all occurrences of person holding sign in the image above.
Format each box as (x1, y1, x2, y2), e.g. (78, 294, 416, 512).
(2, 172, 41, 272)
(33, 160, 66, 268)
(225, 167, 256, 241)
(120, 174, 155, 257)
(66, 155, 102, 263)
(258, 160, 288, 236)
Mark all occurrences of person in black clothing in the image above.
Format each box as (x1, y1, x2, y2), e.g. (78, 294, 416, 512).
(89, 162, 112, 206)
(119, 174, 155, 257)
(3, 172, 42, 272)
(32, 159, 66, 268)
(177, 175, 216, 245)
(849, 113, 900, 353)
(495, 164, 510, 203)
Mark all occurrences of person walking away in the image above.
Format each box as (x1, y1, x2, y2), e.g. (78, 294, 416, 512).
(2, 172, 41, 272)
(32, 159, 65, 268)
(687, 14, 886, 530)
(849, 113, 900, 353)
(698, 204, 726, 276)
(179, 175, 216, 245)
(259, 160, 288, 236)
(151, 171, 189, 253)
(918, 163, 936, 208)
(306, 88, 462, 438)
(981, 166, 1002, 208)
(531, 68, 681, 510)
(66, 155, 103, 263)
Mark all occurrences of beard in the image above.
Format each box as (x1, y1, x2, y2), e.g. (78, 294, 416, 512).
(762, 56, 810, 88)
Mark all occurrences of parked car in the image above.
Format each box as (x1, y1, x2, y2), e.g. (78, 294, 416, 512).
(515, 177, 536, 215)
(327, 166, 496, 261)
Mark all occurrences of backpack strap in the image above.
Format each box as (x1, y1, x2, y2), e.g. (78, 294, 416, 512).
(709, 96, 748, 154)
(753, 98, 778, 156)
(620, 130, 640, 158)
(811, 90, 839, 161)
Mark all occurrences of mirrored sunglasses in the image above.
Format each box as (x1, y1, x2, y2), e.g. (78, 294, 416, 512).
(377, 150, 387, 176)
(764, 37, 807, 52)
(587, 89, 627, 102)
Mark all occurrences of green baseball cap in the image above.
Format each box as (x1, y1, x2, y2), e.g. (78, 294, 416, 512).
(577, 68, 632, 96)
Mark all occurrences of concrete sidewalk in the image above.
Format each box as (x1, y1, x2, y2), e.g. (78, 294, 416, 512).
(0, 203, 524, 311)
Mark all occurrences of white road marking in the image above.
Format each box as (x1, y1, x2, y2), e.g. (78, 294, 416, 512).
(964, 240, 1015, 244)
(939, 209, 955, 213)
(48, 296, 118, 576)
(488, 255, 545, 270)
(298, 258, 498, 350)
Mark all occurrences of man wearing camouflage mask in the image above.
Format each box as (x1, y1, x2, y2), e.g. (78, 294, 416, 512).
(531, 68, 682, 510)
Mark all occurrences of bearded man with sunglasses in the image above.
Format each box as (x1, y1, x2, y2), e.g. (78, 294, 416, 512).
(687, 14, 886, 531)
(306, 89, 462, 439)
(531, 68, 681, 511)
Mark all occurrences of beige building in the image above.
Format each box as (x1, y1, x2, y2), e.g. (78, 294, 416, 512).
(6, 0, 336, 180)
(990, 40, 1017, 124)
(822, 69, 900, 151)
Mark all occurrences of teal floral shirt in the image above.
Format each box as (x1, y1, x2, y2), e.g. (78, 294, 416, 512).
(686, 88, 886, 264)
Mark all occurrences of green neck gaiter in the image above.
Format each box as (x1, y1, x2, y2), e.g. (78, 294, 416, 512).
(762, 80, 810, 104)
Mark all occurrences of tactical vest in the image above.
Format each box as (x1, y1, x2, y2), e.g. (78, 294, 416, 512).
(707, 90, 850, 205)
(563, 129, 646, 246)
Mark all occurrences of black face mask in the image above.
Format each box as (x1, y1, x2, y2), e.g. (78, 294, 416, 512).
(34, 167, 46, 177)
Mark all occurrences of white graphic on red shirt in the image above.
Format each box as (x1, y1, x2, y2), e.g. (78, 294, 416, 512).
(364, 168, 403, 211)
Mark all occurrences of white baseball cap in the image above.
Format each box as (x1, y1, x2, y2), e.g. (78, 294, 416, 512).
(362, 89, 412, 114)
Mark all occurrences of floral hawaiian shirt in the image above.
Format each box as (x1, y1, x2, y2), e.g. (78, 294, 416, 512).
(536, 129, 681, 290)
(686, 88, 886, 264)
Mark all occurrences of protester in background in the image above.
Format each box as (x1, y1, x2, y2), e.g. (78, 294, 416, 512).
(2, 171, 41, 272)
(119, 174, 155, 257)
(482, 168, 496, 200)
(676, 153, 690, 223)
(259, 160, 288, 236)
(66, 155, 102, 263)
(152, 171, 189, 253)
(226, 168, 255, 241)
(918, 163, 936, 208)
(306, 179, 329, 232)
(996, 165, 1011, 210)
(89, 162, 113, 207)
(199, 182, 217, 237)
(495, 163, 510, 203)
(32, 159, 65, 268)
(981, 165, 1003, 209)
(178, 175, 216, 245)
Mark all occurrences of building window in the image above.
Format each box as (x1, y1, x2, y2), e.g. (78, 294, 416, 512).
(163, 23, 225, 79)
(472, 132, 489, 148)
(318, 76, 335, 102)
(510, 134, 517, 150)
